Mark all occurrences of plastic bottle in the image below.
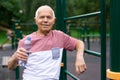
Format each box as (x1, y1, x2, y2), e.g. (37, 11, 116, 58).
(19, 37, 31, 66)
(23, 37, 32, 55)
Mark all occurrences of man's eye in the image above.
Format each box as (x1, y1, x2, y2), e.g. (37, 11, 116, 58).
(38, 16, 52, 19)
(39, 16, 44, 19)
(47, 16, 52, 19)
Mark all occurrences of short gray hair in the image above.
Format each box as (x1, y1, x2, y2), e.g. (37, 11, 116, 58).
(35, 5, 55, 18)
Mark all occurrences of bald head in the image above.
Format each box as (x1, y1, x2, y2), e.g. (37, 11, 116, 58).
(35, 5, 55, 19)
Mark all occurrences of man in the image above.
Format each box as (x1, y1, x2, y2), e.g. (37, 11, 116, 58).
(8, 5, 87, 80)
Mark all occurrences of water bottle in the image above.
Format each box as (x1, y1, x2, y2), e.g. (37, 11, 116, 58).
(19, 37, 31, 66)
(23, 37, 32, 55)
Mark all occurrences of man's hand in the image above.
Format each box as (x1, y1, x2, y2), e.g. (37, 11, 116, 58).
(8, 47, 28, 70)
(75, 54, 87, 75)
(14, 47, 28, 61)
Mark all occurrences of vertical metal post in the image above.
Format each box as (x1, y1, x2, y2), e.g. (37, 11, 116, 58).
(15, 66, 20, 80)
(110, 0, 120, 72)
(11, 20, 15, 49)
(14, 20, 21, 80)
(100, 0, 106, 80)
(56, 0, 67, 80)
(81, 26, 85, 42)
(107, 0, 120, 79)
(14, 21, 22, 48)
(86, 27, 90, 49)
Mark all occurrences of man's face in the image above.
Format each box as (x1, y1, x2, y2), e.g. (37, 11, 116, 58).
(35, 8, 55, 32)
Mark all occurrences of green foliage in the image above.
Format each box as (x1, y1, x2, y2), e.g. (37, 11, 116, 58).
(0, 0, 109, 22)
(0, 0, 110, 31)
(0, 0, 21, 16)
(20, 0, 56, 22)
(66, 0, 100, 17)
(66, 0, 104, 33)
(0, 0, 21, 27)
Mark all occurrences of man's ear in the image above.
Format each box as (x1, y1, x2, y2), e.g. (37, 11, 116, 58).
(53, 18, 56, 24)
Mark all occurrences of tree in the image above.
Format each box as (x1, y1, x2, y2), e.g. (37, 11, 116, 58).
(0, 0, 21, 27)
(20, 0, 56, 22)
(0, 0, 110, 29)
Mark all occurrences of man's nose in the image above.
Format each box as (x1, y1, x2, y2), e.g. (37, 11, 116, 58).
(43, 17, 48, 21)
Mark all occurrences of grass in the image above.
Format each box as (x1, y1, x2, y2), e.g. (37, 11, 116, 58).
(0, 30, 7, 44)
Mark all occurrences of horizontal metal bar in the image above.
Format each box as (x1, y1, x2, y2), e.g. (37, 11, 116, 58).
(84, 49, 101, 57)
(64, 70, 80, 80)
(64, 11, 101, 21)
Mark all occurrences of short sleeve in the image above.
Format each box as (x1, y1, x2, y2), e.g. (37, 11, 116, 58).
(62, 32, 77, 51)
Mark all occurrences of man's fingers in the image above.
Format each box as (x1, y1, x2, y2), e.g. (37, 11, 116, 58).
(15, 48, 28, 61)
(81, 64, 87, 72)
(76, 64, 87, 75)
(76, 66, 80, 75)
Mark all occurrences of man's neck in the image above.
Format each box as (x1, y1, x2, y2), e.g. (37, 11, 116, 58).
(36, 30, 51, 36)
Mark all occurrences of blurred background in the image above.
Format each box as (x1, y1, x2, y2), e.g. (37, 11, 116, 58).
(0, 0, 110, 46)
(0, 0, 110, 80)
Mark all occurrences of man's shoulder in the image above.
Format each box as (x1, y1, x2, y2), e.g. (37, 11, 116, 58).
(52, 30, 64, 34)
(24, 32, 35, 37)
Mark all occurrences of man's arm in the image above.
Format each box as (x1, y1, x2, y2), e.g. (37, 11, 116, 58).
(75, 40, 87, 75)
(8, 48, 28, 70)
(8, 54, 18, 70)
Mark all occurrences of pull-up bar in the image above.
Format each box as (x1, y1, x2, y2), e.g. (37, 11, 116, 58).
(64, 11, 101, 21)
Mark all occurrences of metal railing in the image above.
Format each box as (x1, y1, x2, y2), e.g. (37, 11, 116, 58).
(56, 0, 106, 80)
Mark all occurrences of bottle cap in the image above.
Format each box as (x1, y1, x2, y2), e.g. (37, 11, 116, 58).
(26, 37, 31, 41)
